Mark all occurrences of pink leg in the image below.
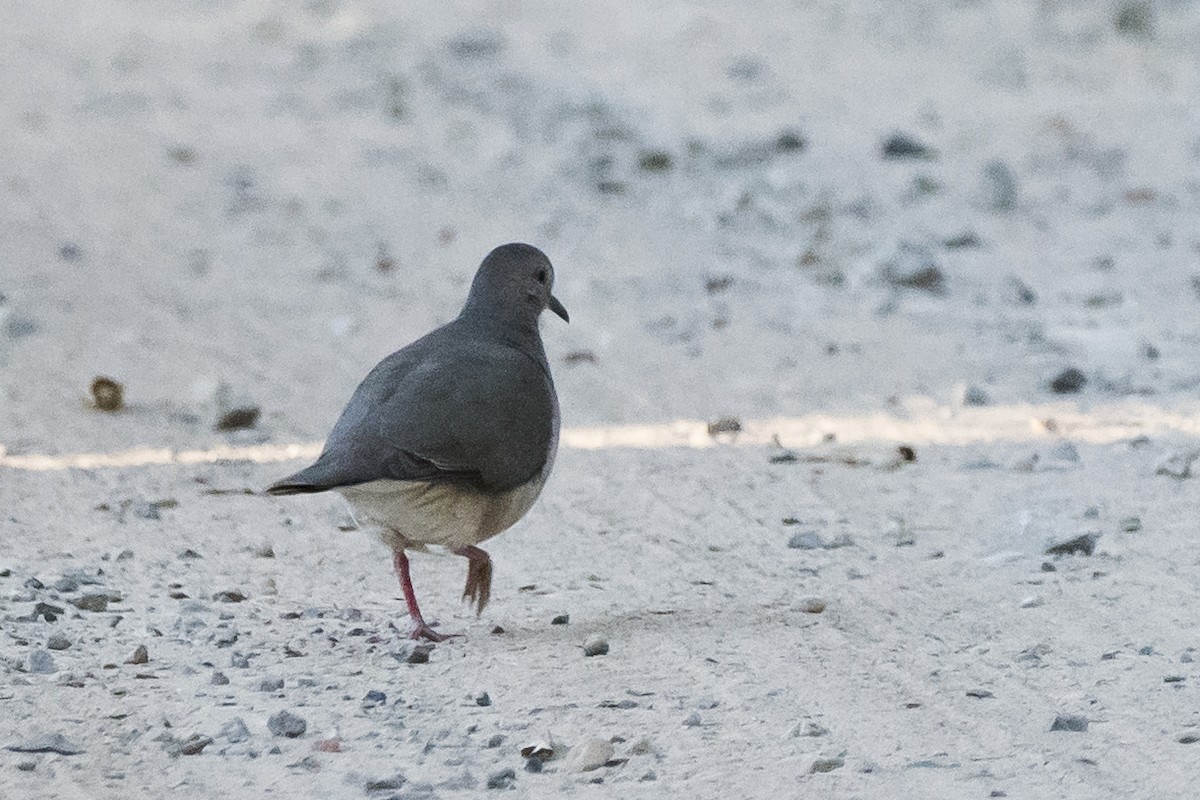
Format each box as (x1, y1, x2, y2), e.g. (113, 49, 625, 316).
(392, 550, 457, 642)
(455, 545, 493, 616)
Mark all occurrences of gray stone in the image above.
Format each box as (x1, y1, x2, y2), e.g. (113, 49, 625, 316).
(981, 160, 1018, 212)
(220, 717, 251, 743)
(960, 385, 990, 406)
(1156, 451, 1200, 480)
(810, 756, 845, 773)
(475, 691, 491, 707)
(1045, 533, 1098, 557)
(259, 677, 284, 692)
(211, 671, 230, 686)
(486, 768, 516, 789)
(6, 733, 84, 755)
(394, 643, 434, 664)
(583, 635, 609, 657)
(267, 710, 306, 738)
(878, 241, 945, 294)
(46, 633, 71, 651)
(364, 773, 407, 793)
(29, 650, 57, 674)
(1050, 714, 1088, 732)
(787, 531, 824, 550)
(71, 593, 111, 612)
(1049, 368, 1087, 394)
(796, 596, 827, 614)
(179, 734, 212, 755)
(682, 712, 702, 727)
(361, 689, 387, 708)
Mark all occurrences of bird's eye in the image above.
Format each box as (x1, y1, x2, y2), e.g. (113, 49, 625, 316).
(536, 269, 548, 284)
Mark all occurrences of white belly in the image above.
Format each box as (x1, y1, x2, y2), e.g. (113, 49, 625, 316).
(339, 473, 549, 552)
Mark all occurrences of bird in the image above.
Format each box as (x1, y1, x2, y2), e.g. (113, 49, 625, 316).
(266, 242, 568, 642)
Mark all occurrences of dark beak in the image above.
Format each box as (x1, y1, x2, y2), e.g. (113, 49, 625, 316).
(548, 294, 569, 323)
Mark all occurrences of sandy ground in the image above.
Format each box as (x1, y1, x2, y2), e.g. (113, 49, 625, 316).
(4, 1, 1200, 797)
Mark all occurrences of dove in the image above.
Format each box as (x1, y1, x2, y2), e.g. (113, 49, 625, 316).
(267, 243, 567, 641)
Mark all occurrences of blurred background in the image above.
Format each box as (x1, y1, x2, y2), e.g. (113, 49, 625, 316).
(2, 0, 1198, 457)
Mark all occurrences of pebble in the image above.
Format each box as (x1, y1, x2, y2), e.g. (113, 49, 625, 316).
(486, 768, 516, 789)
(551, 613, 570, 625)
(810, 756, 845, 773)
(475, 692, 491, 707)
(211, 671, 230, 686)
(1050, 714, 1088, 732)
(1019, 595, 1044, 609)
(682, 712, 702, 727)
(260, 677, 285, 692)
(1179, 733, 1200, 744)
(361, 690, 387, 709)
(220, 717, 251, 743)
(1156, 451, 1199, 480)
(1120, 517, 1142, 533)
(179, 734, 213, 756)
(1001, 275, 1037, 305)
(46, 633, 71, 651)
(230, 652, 251, 668)
(394, 643, 434, 664)
(125, 644, 149, 665)
(213, 590, 247, 603)
(787, 531, 824, 550)
(788, 721, 829, 737)
(881, 132, 935, 160)
(878, 241, 945, 294)
(960, 385, 990, 406)
(569, 739, 613, 772)
(90, 376, 125, 411)
(524, 756, 544, 773)
(364, 773, 407, 793)
(71, 593, 111, 612)
(29, 650, 57, 674)
(5, 733, 84, 755)
(267, 710, 307, 738)
(1045, 533, 1098, 557)
(486, 734, 504, 748)
(216, 406, 261, 431)
(796, 596, 827, 614)
(1049, 368, 1087, 394)
(583, 635, 609, 657)
(981, 160, 1018, 212)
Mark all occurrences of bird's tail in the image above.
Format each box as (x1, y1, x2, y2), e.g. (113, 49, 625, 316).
(264, 482, 328, 496)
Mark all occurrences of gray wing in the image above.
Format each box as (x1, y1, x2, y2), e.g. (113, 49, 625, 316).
(267, 328, 556, 496)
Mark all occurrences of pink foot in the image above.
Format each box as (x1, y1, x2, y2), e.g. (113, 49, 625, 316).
(393, 549, 461, 642)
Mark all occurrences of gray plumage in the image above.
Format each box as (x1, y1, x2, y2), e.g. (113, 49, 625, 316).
(267, 242, 568, 641)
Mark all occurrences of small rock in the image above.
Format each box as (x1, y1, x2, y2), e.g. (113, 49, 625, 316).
(583, 635, 609, 657)
(364, 773, 407, 793)
(551, 613, 570, 625)
(213, 589, 247, 603)
(960, 385, 990, 406)
(879, 242, 945, 294)
(966, 689, 994, 699)
(267, 710, 307, 738)
(179, 734, 213, 756)
(52, 575, 80, 593)
(707, 416, 741, 435)
(1048, 442, 1080, 463)
(29, 650, 57, 674)
(361, 690, 387, 709)
(394, 643, 434, 664)
(216, 407, 260, 432)
(475, 692, 491, 707)
(1156, 451, 1199, 480)
(1020, 595, 1044, 609)
(260, 677, 284, 692)
(524, 757, 544, 773)
(71, 593, 110, 612)
(486, 734, 504, 748)
(810, 756, 845, 773)
(90, 377, 125, 412)
(5, 733, 84, 755)
(1050, 714, 1088, 732)
(787, 531, 824, 550)
(1045, 533, 1098, 557)
(1114, 1, 1154, 38)
(178, 549, 203, 560)
(46, 633, 71, 651)
(1001, 275, 1037, 305)
(881, 132, 935, 160)
(789, 721, 829, 737)
(254, 544, 275, 558)
(682, 712, 702, 727)
(981, 160, 1018, 212)
(569, 738, 613, 772)
(486, 768, 516, 789)
(796, 596, 827, 614)
(220, 717, 251, 743)
(230, 652, 250, 669)
(1179, 733, 1200, 744)
(211, 671, 230, 686)
(1120, 516, 1141, 533)
(637, 150, 673, 173)
(125, 644, 149, 665)
(1049, 368, 1087, 394)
